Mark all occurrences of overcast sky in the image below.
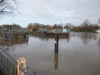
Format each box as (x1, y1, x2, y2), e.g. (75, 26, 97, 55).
(0, 0, 100, 27)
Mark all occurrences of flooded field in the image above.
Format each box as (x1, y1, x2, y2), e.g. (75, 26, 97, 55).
(4, 32, 100, 75)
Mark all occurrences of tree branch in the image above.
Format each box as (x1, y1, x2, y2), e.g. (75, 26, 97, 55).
(0, 0, 17, 16)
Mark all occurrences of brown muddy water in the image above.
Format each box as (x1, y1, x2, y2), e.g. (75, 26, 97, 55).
(3, 32, 100, 75)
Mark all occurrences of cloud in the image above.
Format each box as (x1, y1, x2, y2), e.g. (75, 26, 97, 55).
(1, 0, 100, 27)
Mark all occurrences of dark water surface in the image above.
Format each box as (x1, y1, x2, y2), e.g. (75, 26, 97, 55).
(11, 32, 100, 75)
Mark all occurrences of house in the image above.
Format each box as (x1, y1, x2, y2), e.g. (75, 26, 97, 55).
(38, 28, 47, 32)
(1, 25, 28, 33)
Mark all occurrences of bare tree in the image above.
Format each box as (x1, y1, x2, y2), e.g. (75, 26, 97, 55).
(0, 0, 17, 16)
(82, 19, 90, 26)
(98, 18, 100, 26)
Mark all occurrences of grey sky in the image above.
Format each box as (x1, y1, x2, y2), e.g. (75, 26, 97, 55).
(0, 0, 100, 27)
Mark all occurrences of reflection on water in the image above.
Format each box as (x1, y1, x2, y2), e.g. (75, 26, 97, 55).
(54, 53, 58, 69)
(71, 32, 97, 44)
(0, 38, 29, 53)
(97, 36, 100, 47)
(30, 34, 70, 42)
(0, 38, 29, 46)
(1, 32, 100, 75)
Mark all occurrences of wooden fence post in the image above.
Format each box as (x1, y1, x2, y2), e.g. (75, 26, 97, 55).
(55, 34, 59, 53)
(17, 58, 26, 75)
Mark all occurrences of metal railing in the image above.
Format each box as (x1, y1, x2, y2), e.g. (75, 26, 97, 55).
(0, 46, 37, 75)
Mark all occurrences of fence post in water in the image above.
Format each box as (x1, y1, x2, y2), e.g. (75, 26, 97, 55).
(55, 34, 59, 53)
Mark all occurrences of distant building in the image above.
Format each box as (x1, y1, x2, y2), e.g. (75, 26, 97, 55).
(1, 25, 28, 33)
(11, 28, 28, 33)
(68, 25, 74, 30)
(51, 29, 62, 33)
(38, 28, 47, 32)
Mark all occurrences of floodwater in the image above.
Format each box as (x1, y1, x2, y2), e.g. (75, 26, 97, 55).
(6, 32, 100, 75)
